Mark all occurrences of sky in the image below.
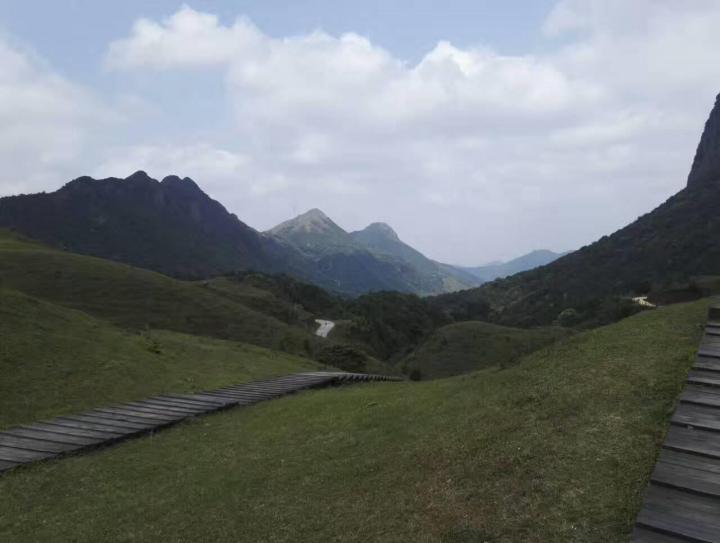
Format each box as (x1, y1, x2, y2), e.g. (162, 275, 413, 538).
(1, 1, 719, 265)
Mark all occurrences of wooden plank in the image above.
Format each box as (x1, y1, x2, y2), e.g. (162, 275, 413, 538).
(224, 384, 297, 394)
(681, 386, 720, 408)
(180, 392, 235, 407)
(158, 394, 226, 407)
(696, 356, 720, 372)
(687, 370, 720, 387)
(0, 371, 397, 474)
(3, 427, 100, 446)
(664, 426, 720, 458)
(135, 398, 208, 413)
(636, 485, 720, 542)
(660, 449, 720, 475)
(652, 459, 720, 497)
(211, 389, 282, 399)
(632, 525, 697, 542)
(0, 433, 78, 454)
(673, 403, 720, 432)
(0, 445, 54, 463)
(200, 391, 272, 401)
(59, 414, 152, 432)
(31, 421, 124, 438)
(158, 395, 226, 409)
(119, 401, 199, 416)
(89, 408, 180, 424)
(698, 348, 720, 360)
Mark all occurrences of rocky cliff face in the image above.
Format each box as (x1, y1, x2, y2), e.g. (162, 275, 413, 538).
(687, 93, 720, 188)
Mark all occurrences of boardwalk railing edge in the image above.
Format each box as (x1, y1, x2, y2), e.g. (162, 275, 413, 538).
(0, 371, 401, 476)
(631, 304, 720, 542)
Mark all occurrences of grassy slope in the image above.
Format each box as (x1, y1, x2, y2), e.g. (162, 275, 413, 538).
(0, 298, 710, 542)
(0, 288, 321, 429)
(402, 321, 571, 379)
(0, 230, 314, 356)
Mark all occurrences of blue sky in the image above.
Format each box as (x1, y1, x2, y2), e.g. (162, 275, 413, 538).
(0, 1, 719, 264)
(1, 1, 556, 71)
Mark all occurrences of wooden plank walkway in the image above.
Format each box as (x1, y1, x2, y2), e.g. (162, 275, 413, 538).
(0, 371, 398, 475)
(633, 305, 720, 542)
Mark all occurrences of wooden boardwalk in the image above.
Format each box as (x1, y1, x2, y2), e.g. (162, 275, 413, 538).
(633, 306, 720, 542)
(0, 371, 398, 475)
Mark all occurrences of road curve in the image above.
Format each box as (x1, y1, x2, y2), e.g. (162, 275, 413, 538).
(314, 319, 335, 338)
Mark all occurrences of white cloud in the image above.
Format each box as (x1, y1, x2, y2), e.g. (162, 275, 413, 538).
(101, 4, 720, 263)
(6, 3, 720, 264)
(0, 38, 112, 196)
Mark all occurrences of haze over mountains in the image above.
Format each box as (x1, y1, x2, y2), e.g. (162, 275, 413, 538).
(461, 249, 568, 283)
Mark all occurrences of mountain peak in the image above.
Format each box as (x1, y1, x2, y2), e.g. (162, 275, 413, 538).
(125, 170, 153, 182)
(687, 92, 720, 188)
(361, 222, 400, 241)
(300, 208, 330, 221)
(268, 208, 342, 237)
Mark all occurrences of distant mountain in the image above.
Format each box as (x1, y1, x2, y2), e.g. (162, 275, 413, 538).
(267, 212, 480, 295)
(269, 209, 365, 256)
(0, 174, 477, 296)
(462, 249, 569, 283)
(433, 92, 720, 327)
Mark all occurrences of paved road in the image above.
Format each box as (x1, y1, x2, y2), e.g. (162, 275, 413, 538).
(314, 319, 335, 338)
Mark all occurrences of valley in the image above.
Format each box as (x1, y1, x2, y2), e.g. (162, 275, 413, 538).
(3, 5, 720, 541)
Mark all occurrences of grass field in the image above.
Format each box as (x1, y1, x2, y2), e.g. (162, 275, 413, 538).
(0, 287, 321, 429)
(0, 230, 315, 356)
(402, 321, 571, 379)
(0, 297, 710, 542)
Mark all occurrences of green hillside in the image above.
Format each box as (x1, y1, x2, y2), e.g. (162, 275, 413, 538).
(0, 297, 709, 542)
(0, 230, 315, 356)
(0, 287, 321, 429)
(402, 321, 571, 379)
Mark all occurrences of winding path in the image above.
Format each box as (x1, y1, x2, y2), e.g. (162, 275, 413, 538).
(0, 371, 399, 475)
(314, 319, 335, 338)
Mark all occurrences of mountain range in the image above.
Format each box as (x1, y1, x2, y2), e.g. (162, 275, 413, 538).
(0, 172, 561, 297)
(6, 90, 720, 319)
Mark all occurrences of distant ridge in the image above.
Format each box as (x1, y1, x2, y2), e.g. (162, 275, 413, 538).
(462, 249, 569, 283)
(0, 176, 477, 296)
(266, 210, 480, 295)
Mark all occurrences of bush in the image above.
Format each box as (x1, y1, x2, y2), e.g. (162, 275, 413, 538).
(315, 344, 368, 373)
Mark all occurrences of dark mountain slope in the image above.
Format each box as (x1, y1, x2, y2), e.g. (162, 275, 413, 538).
(0, 171, 297, 278)
(433, 92, 720, 327)
(0, 177, 474, 295)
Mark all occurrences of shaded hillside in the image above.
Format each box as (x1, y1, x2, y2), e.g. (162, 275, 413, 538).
(434, 92, 720, 327)
(0, 230, 394, 375)
(0, 229, 318, 356)
(0, 171, 296, 279)
(401, 321, 570, 379)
